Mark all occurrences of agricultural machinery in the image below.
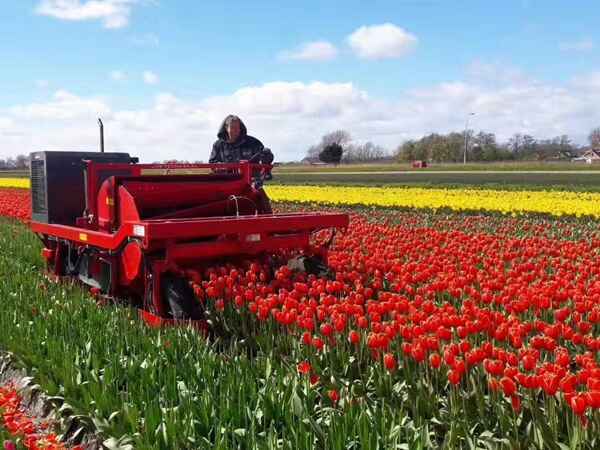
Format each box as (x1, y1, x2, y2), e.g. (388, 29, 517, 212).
(28, 149, 348, 326)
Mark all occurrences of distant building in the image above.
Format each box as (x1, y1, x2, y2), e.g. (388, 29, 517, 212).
(572, 149, 600, 164)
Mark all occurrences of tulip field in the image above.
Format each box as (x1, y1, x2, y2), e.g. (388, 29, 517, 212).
(0, 179, 599, 449)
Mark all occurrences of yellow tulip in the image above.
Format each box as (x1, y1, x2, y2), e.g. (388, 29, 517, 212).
(0, 178, 30, 189)
(266, 185, 600, 219)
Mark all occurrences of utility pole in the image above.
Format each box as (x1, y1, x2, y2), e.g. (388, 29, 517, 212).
(463, 112, 475, 164)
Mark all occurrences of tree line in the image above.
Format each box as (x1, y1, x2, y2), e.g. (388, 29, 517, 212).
(304, 130, 391, 164)
(397, 132, 579, 163)
(304, 126, 600, 164)
(0, 154, 29, 170)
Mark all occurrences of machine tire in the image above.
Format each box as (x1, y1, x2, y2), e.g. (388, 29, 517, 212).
(163, 275, 204, 320)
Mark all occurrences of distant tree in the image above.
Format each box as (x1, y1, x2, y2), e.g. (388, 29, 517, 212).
(319, 143, 343, 165)
(589, 127, 600, 148)
(344, 141, 387, 163)
(470, 144, 484, 161)
(507, 133, 524, 158)
(396, 140, 417, 162)
(305, 130, 351, 162)
(322, 130, 351, 147)
(472, 132, 499, 161)
(532, 135, 576, 160)
(397, 130, 519, 163)
(304, 144, 321, 162)
(14, 154, 28, 169)
(521, 135, 537, 157)
(445, 132, 464, 162)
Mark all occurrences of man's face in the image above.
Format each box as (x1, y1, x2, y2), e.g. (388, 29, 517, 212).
(227, 119, 241, 142)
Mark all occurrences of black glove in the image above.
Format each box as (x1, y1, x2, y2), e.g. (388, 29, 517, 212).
(261, 148, 274, 164)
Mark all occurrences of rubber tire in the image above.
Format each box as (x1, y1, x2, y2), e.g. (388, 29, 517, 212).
(163, 276, 204, 320)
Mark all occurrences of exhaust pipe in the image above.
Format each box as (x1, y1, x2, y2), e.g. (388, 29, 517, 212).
(98, 118, 104, 153)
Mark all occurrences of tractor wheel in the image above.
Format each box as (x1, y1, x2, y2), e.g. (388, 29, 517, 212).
(163, 275, 204, 321)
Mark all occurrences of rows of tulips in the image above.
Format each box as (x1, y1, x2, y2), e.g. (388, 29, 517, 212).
(267, 184, 600, 218)
(0, 383, 79, 450)
(5, 176, 600, 218)
(0, 185, 598, 447)
(185, 211, 600, 419)
(0, 189, 29, 223)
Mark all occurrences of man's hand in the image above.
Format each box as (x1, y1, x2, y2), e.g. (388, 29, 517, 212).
(261, 148, 274, 164)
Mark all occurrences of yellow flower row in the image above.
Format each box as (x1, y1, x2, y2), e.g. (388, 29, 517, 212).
(266, 185, 600, 218)
(2, 177, 599, 218)
(0, 178, 30, 189)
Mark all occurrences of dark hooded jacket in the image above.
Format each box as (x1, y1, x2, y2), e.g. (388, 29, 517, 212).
(209, 116, 274, 164)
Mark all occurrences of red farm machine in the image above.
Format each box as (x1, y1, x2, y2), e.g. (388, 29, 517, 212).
(29, 149, 348, 326)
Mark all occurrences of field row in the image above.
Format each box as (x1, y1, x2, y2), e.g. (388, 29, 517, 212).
(273, 171, 600, 190)
(4, 181, 600, 219)
(267, 185, 600, 218)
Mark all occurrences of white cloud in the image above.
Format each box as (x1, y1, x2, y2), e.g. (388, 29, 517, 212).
(572, 71, 600, 89)
(0, 117, 15, 130)
(559, 39, 594, 52)
(143, 70, 159, 85)
(279, 41, 338, 61)
(35, 0, 142, 29)
(3, 69, 600, 162)
(348, 23, 417, 59)
(35, 80, 50, 89)
(9, 90, 110, 121)
(130, 33, 159, 47)
(110, 70, 126, 81)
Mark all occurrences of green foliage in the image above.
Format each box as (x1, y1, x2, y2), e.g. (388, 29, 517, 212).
(319, 143, 344, 164)
(396, 131, 581, 163)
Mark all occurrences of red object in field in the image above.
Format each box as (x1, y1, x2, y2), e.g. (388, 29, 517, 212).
(29, 152, 348, 323)
(412, 160, 427, 168)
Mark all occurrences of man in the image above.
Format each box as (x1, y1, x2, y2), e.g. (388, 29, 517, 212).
(209, 115, 274, 213)
(209, 115, 273, 165)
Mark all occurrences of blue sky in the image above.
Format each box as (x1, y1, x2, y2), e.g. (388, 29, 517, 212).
(1, 1, 600, 161)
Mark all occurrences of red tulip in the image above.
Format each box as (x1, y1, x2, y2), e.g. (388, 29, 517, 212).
(500, 376, 517, 397)
(328, 389, 340, 403)
(448, 369, 462, 385)
(297, 361, 311, 375)
(569, 394, 587, 416)
(383, 353, 396, 371)
(429, 352, 441, 369)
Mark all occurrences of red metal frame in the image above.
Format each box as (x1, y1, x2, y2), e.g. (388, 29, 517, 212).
(30, 212, 346, 251)
(31, 159, 349, 321)
(84, 161, 261, 225)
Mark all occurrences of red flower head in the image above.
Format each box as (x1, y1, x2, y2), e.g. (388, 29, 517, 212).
(383, 353, 397, 371)
(328, 389, 340, 403)
(297, 361, 311, 375)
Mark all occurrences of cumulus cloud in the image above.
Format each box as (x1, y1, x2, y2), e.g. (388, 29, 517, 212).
(348, 23, 417, 59)
(559, 39, 594, 52)
(3, 69, 600, 162)
(9, 90, 111, 121)
(110, 70, 126, 81)
(143, 70, 159, 85)
(279, 41, 338, 61)
(0, 117, 15, 131)
(35, 0, 142, 29)
(572, 71, 600, 90)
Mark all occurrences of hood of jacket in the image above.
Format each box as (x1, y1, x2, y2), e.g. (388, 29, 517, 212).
(217, 115, 248, 143)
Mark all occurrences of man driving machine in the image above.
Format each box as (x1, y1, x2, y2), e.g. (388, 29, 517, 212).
(209, 115, 274, 213)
